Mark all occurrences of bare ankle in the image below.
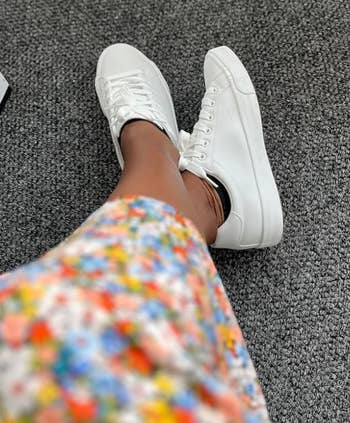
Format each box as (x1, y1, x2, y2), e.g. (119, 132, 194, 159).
(182, 171, 222, 244)
(200, 179, 224, 228)
(120, 120, 179, 165)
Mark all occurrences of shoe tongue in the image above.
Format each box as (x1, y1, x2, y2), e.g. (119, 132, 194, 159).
(203, 53, 221, 88)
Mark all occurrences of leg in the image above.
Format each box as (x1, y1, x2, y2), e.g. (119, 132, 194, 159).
(0, 124, 268, 423)
(109, 120, 220, 245)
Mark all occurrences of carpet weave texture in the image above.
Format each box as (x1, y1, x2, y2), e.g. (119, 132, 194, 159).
(0, 1, 349, 421)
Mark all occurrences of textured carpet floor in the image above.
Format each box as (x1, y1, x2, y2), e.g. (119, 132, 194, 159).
(0, 0, 349, 421)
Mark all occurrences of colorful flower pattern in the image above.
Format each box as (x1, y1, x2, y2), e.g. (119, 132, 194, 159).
(0, 196, 269, 422)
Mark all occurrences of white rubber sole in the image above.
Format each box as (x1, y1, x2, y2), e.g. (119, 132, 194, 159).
(95, 44, 179, 168)
(209, 47, 283, 249)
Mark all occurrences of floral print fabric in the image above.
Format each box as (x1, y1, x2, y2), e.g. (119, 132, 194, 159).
(0, 196, 269, 422)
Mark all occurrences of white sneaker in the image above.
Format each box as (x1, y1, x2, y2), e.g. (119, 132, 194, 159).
(178, 46, 283, 249)
(95, 43, 179, 168)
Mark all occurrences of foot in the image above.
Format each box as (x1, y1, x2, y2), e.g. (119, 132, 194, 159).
(95, 43, 179, 168)
(178, 46, 283, 249)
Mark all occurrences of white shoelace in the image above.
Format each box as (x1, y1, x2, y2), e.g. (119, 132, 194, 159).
(178, 86, 218, 187)
(103, 71, 166, 130)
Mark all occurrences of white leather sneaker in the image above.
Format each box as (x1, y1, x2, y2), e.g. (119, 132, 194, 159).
(178, 46, 283, 249)
(95, 44, 179, 168)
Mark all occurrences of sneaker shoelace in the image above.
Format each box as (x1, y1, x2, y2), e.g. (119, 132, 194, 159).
(178, 86, 218, 187)
(103, 71, 167, 133)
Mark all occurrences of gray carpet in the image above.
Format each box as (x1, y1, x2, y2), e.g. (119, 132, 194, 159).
(0, 0, 349, 421)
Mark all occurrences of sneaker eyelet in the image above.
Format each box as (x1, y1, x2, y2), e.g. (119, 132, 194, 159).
(205, 128, 211, 134)
(200, 153, 206, 160)
(212, 87, 218, 94)
(203, 140, 209, 146)
(208, 114, 214, 121)
(210, 100, 215, 106)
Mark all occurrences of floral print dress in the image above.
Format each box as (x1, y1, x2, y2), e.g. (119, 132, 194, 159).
(0, 196, 269, 422)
